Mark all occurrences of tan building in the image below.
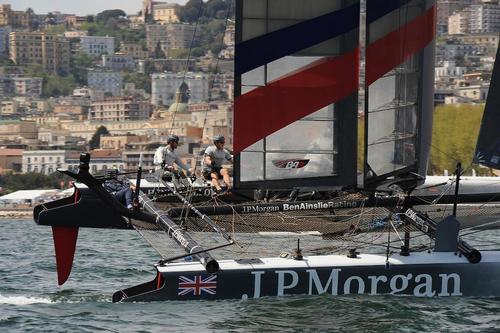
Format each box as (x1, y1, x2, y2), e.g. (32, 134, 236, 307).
(457, 33, 500, 48)
(0, 4, 30, 28)
(448, 10, 469, 35)
(119, 42, 148, 59)
(152, 3, 180, 24)
(89, 97, 151, 122)
(0, 120, 38, 140)
(122, 142, 158, 172)
(0, 148, 22, 173)
(456, 83, 489, 102)
(9, 32, 70, 74)
(53, 104, 87, 117)
(0, 100, 19, 115)
(100, 134, 149, 150)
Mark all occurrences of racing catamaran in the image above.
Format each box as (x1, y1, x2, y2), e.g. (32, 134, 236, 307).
(34, 0, 500, 301)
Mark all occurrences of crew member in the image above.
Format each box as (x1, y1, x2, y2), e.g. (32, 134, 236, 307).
(102, 169, 134, 209)
(153, 135, 191, 179)
(203, 135, 233, 193)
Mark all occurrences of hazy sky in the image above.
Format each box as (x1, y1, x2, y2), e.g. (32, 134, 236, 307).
(8, 1, 189, 16)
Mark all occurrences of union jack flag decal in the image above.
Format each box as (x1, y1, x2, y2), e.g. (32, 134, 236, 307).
(178, 275, 217, 296)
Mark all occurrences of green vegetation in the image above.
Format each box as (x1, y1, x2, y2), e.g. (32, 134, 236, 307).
(123, 72, 151, 93)
(178, 0, 233, 23)
(356, 104, 489, 176)
(0, 172, 69, 194)
(430, 104, 488, 176)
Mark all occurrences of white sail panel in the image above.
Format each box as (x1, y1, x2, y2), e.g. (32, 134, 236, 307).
(364, 0, 436, 186)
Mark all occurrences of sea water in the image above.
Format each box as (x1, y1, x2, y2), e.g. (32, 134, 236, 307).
(1, 219, 500, 333)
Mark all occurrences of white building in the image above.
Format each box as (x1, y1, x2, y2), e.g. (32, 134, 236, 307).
(87, 70, 123, 96)
(435, 61, 467, 79)
(80, 36, 115, 57)
(151, 72, 211, 106)
(469, 2, 500, 34)
(64, 30, 88, 38)
(22, 150, 66, 174)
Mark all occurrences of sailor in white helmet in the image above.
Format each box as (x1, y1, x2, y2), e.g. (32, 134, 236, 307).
(203, 135, 233, 193)
(153, 135, 191, 182)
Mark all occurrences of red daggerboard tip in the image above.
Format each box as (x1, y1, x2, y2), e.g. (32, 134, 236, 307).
(51, 226, 79, 286)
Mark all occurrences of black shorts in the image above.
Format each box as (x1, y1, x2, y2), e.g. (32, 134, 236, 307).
(203, 167, 222, 180)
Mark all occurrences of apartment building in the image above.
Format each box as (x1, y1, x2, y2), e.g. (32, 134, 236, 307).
(80, 36, 115, 57)
(122, 142, 158, 171)
(65, 149, 124, 174)
(12, 77, 42, 97)
(100, 134, 148, 150)
(166, 24, 196, 49)
(9, 32, 70, 74)
(0, 26, 11, 53)
(0, 120, 37, 140)
(0, 148, 22, 173)
(469, 2, 500, 33)
(22, 150, 66, 174)
(448, 9, 470, 34)
(64, 30, 87, 38)
(146, 24, 169, 54)
(224, 24, 235, 46)
(119, 42, 148, 59)
(101, 53, 135, 70)
(87, 69, 123, 96)
(0, 4, 30, 28)
(151, 72, 211, 106)
(89, 97, 151, 122)
(0, 101, 19, 115)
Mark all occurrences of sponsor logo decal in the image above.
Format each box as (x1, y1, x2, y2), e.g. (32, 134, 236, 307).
(272, 159, 310, 169)
(178, 275, 217, 296)
(249, 269, 462, 298)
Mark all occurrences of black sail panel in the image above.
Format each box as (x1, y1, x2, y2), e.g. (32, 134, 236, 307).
(473, 44, 500, 169)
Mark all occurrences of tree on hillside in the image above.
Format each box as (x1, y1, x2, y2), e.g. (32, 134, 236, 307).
(205, 0, 230, 19)
(154, 42, 165, 59)
(89, 126, 110, 150)
(96, 9, 127, 23)
(70, 52, 93, 85)
(178, 0, 205, 22)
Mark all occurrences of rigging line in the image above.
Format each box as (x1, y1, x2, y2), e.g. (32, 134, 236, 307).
(193, 1, 234, 176)
(460, 219, 500, 235)
(168, 0, 205, 135)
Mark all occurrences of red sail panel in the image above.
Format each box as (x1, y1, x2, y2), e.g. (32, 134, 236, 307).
(234, 48, 359, 154)
(52, 226, 79, 285)
(366, 5, 436, 85)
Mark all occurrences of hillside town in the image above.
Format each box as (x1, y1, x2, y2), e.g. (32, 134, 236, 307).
(0, 0, 499, 193)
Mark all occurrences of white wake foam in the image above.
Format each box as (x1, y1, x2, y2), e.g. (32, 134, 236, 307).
(0, 294, 52, 305)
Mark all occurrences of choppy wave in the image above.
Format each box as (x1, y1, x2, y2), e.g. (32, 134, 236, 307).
(0, 294, 52, 305)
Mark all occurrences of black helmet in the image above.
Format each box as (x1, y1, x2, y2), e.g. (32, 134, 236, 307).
(167, 135, 179, 144)
(213, 135, 225, 143)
